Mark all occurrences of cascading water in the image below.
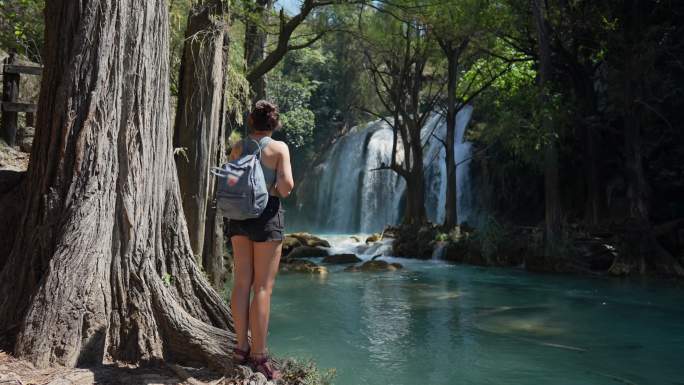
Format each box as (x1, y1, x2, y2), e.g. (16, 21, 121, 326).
(297, 106, 474, 233)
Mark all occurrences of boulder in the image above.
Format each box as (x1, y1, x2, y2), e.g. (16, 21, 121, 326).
(280, 259, 328, 275)
(359, 260, 403, 272)
(349, 235, 361, 242)
(344, 260, 403, 272)
(365, 233, 381, 244)
(321, 253, 362, 264)
(287, 245, 330, 259)
(383, 227, 399, 238)
(287, 232, 331, 248)
(391, 223, 439, 258)
(282, 236, 303, 257)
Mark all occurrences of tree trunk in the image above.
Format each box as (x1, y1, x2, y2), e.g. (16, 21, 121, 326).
(404, 170, 426, 225)
(0, 170, 25, 270)
(244, 0, 272, 102)
(1, 53, 20, 146)
(583, 114, 600, 226)
(0, 0, 235, 370)
(403, 121, 426, 225)
(444, 46, 459, 229)
(173, 2, 229, 288)
(533, 0, 562, 256)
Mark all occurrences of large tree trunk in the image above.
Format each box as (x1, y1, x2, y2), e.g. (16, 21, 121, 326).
(244, 0, 272, 101)
(173, 2, 229, 288)
(0, 170, 25, 270)
(0, 0, 235, 370)
(533, 0, 562, 256)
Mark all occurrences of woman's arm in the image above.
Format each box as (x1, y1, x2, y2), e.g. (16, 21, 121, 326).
(274, 143, 294, 197)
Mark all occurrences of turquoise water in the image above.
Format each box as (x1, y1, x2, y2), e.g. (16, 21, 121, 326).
(234, 238, 684, 385)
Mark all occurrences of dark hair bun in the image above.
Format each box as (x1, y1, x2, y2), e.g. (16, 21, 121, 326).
(250, 100, 281, 131)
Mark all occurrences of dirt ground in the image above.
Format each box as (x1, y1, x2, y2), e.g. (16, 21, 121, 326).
(0, 140, 29, 172)
(0, 351, 270, 385)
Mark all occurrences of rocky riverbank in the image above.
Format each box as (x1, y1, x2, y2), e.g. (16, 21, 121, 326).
(387, 219, 684, 277)
(279, 233, 403, 274)
(275, 221, 684, 278)
(0, 350, 333, 385)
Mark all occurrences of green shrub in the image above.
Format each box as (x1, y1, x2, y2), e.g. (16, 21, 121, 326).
(279, 358, 336, 385)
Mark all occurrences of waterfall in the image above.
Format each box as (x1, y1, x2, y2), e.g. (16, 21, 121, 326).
(298, 106, 473, 233)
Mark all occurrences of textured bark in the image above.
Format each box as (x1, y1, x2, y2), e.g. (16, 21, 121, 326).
(0, 0, 235, 370)
(0, 170, 25, 270)
(533, 0, 562, 256)
(173, 2, 229, 287)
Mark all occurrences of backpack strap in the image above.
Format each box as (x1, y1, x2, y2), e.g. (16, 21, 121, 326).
(251, 136, 273, 158)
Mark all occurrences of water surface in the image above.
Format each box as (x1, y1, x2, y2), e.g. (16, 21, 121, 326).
(236, 236, 684, 385)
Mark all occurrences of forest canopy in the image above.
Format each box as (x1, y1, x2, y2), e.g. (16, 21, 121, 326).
(2, 0, 683, 272)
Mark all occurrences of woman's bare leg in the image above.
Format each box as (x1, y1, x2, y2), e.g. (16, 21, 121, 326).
(230, 235, 254, 352)
(249, 240, 282, 355)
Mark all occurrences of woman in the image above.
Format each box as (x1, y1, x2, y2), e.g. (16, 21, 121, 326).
(228, 100, 294, 380)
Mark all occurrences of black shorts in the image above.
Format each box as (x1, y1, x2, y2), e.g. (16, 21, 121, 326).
(227, 196, 284, 242)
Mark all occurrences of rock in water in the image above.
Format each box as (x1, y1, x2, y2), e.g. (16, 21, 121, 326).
(282, 236, 303, 257)
(287, 232, 331, 248)
(343, 260, 404, 272)
(287, 245, 330, 259)
(392, 223, 439, 258)
(322, 253, 362, 264)
(359, 260, 403, 272)
(280, 259, 328, 275)
(365, 233, 381, 244)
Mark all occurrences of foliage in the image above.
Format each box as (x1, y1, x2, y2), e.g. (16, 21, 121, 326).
(279, 357, 336, 385)
(162, 273, 174, 286)
(225, 35, 251, 131)
(2, 0, 683, 266)
(268, 49, 323, 149)
(473, 215, 510, 260)
(435, 232, 448, 242)
(0, 0, 44, 62)
(169, 0, 193, 96)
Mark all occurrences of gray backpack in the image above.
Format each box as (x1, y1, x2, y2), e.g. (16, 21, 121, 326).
(212, 137, 272, 220)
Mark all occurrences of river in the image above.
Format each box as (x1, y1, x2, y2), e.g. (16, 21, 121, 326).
(256, 235, 684, 385)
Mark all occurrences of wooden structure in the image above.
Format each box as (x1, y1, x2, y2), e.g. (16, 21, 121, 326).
(1, 53, 42, 146)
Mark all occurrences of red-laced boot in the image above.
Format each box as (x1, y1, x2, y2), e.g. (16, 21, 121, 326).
(233, 346, 250, 366)
(250, 352, 282, 381)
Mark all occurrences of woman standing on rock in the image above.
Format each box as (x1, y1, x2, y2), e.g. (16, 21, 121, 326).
(228, 100, 294, 380)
